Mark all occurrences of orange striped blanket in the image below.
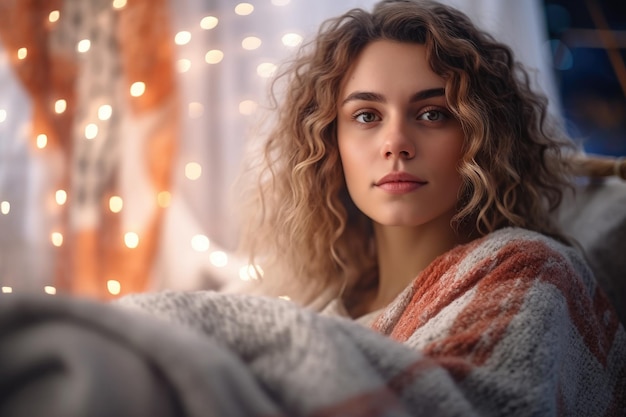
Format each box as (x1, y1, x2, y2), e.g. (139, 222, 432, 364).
(0, 228, 624, 416)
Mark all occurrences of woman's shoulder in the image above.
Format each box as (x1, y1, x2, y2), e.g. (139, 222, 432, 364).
(470, 227, 585, 264)
(463, 227, 596, 292)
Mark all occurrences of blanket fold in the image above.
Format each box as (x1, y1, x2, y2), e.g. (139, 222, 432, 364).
(0, 228, 624, 416)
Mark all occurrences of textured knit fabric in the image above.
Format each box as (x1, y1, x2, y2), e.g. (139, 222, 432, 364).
(0, 228, 624, 416)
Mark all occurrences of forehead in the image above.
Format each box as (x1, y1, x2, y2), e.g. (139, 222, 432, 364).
(340, 40, 445, 97)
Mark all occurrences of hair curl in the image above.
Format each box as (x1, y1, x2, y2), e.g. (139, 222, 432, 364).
(236, 0, 577, 302)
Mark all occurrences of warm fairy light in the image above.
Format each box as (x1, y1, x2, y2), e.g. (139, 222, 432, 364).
(1, 286, 12, 293)
(98, 104, 112, 120)
(109, 196, 123, 213)
(55, 190, 67, 205)
(0, 201, 10, 215)
(191, 234, 210, 252)
(36, 134, 48, 149)
(124, 232, 139, 248)
(257, 62, 277, 78)
(77, 39, 91, 53)
(239, 100, 258, 115)
(209, 251, 228, 267)
(241, 36, 262, 50)
(177, 59, 192, 73)
(282, 33, 303, 47)
(279, 295, 291, 301)
(130, 81, 146, 97)
(112, 0, 127, 9)
(239, 264, 263, 281)
(51, 232, 63, 247)
(17, 48, 27, 60)
(188, 102, 204, 118)
(0, 109, 6, 123)
(175, 31, 192, 45)
(44, 286, 57, 295)
(107, 280, 121, 295)
(157, 191, 171, 208)
(85, 123, 98, 140)
(185, 162, 202, 180)
(205, 50, 224, 64)
(49, 10, 60, 23)
(272, 0, 291, 5)
(234, 3, 254, 15)
(54, 99, 67, 114)
(200, 16, 219, 30)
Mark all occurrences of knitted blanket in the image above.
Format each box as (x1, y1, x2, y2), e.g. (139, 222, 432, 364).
(0, 228, 624, 416)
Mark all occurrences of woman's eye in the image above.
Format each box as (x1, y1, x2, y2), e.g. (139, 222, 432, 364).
(419, 110, 445, 122)
(354, 112, 379, 123)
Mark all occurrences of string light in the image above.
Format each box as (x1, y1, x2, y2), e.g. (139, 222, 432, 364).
(109, 196, 123, 213)
(205, 50, 224, 64)
(157, 191, 171, 208)
(188, 102, 204, 118)
(0, 109, 6, 123)
(257, 62, 277, 78)
(239, 264, 263, 281)
(44, 286, 57, 295)
(124, 232, 139, 249)
(84, 123, 98, 140)
(241, 36, 262, 50)
(130, 81, 146, 97)
(175, 31, 192, 46)
(191, 234, 210, 252)
(278, 295, 291, 301)
(36, 134, 48, 149)
(48, 10, 60, 23)
(0, 201, 9, 215)
(54, 99, 67, 114)
(185, 162, 202, 180)
(234, 3, 254, 16)
(238, 100, 258, 115)
(98, 104, 112, 120)
(282, 33, 303, 47)
(51, 232, 63, 247)
(77, 39, 91, 53)
(209, 251, 228, 267)
(55, 190, 67, 205)
(177, 58, 192, 73)
(107, 280, 121, 295)
(200, 16, 219, 30)
(17, 48, 27, 60)
(112, 0, 127, 9)
(1, 286, 12, 293)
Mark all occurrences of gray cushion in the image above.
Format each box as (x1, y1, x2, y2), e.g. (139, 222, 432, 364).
(555, 178, 626, 324)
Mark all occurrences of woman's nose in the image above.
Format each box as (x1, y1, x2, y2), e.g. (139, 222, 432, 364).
(380, 119, 416, 160)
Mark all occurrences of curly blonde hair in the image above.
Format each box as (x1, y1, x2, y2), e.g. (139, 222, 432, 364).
(236, 0, 576, 302)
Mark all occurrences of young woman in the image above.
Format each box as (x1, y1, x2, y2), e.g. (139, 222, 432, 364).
(229, 1, 626, 411)
(237, 0, 576, 316)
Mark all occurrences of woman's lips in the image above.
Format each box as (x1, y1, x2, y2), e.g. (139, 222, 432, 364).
(374, 172, 427, 194)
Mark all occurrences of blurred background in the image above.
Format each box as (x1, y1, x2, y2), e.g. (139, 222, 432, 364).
(0, 0, 624, 300)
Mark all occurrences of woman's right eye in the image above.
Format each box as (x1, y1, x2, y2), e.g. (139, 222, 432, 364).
(353, 111, 379, 123)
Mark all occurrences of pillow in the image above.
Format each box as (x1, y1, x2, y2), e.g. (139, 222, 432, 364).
(554, 178, 626, 325)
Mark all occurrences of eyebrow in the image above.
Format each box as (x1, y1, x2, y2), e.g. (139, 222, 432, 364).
(340, 87, 445, 106)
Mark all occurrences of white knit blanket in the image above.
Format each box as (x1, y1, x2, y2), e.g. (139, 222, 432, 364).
(0, 228, 624, 416)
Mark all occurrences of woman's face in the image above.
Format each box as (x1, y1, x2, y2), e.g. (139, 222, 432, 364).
(336, 40, 465, 229)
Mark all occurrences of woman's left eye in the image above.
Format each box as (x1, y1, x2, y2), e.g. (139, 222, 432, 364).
(418, 110, 446, 122)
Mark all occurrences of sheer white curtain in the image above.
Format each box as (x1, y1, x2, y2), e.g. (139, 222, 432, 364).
(0, 0, 557, 295)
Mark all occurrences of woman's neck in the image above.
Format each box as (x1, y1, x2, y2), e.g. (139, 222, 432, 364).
(364, 215, 465, 314)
